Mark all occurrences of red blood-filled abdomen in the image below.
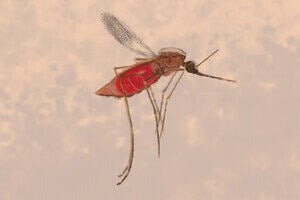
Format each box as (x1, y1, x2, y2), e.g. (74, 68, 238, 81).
(96, 63, 161, 98)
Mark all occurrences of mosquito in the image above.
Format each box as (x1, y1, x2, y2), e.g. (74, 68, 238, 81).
(96, 12, 236, 185)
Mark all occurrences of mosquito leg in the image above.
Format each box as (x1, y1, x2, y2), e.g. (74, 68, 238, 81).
(142, 68, 185, 154)
(158, 72, 177, 123)
(130, 71, 169, 158)
(160, 71, 185, 139)
(112, 66, 132, 179)
(145, 72, 177, 156)
(112, 66, 184, 178)
(149, 87, 161, 157)
(154, 68, 185, 139)
(117, 166, 128, 178)
(144, 71, 178, 157)
(132, 72, 161, 157)
(113, 67, 135, 185)
(143, 84, 161, 157)
(146, 68, 185, 155)
(148, 87, 160, 116)
(146, 86, 162, 157)
(114, 71, 161, 183)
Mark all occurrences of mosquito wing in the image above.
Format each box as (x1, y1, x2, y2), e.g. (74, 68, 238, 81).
(101, 12, 156, 58)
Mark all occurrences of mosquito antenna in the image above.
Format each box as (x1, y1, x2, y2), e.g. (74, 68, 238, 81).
(196, 49, 219, 68)
(197, 72, 236, 83)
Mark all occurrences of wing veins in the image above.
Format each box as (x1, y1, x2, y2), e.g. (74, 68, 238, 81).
(101, 12, 156, 57)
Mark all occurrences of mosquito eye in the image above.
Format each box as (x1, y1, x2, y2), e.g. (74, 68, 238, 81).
(189, 62, 195, 68)
(186, 62, 197, 73)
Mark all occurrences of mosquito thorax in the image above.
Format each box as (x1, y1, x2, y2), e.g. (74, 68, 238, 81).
(184, 61, 198, 74)
(158, 47, 186, 57)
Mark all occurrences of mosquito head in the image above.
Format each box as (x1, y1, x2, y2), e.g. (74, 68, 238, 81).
(184, 61, 198, 74)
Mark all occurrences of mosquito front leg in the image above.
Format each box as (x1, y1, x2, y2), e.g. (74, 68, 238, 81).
(156, 69, 185, 138)
(158, 71, 177, 122)
(146, 68, 184, 155)
(144, 68, 185, 140)
(160, 71, 185, 139)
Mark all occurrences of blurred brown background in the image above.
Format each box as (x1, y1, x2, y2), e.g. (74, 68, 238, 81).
(0, 0, 299, 199)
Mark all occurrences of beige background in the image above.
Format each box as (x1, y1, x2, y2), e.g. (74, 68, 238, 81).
(1, 0, 299, 199)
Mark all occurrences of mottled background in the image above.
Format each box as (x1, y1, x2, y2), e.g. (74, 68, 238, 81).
(0, 0, 299, 199)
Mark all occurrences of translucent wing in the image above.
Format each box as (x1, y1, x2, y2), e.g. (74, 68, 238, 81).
(101, 12, 156, 57)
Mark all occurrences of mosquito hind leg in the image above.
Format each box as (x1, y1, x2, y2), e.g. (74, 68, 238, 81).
(113, 67, 135, 185)
(114, 71, 161, 183)
(118, 166, 128, 178)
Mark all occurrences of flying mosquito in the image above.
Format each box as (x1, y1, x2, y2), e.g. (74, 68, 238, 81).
(96, 12, 236, 185)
